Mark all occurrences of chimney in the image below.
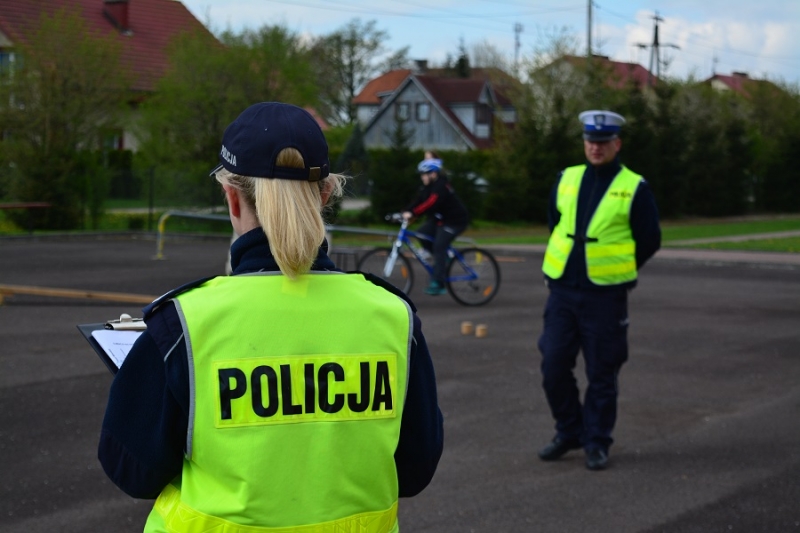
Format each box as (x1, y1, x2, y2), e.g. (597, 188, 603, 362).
(413, 59, 428, 74)
(104, 0, 130, 33)
(732, 71, 749, 78)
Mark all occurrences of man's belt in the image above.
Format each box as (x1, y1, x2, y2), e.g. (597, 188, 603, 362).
(567, 234, 599, 243)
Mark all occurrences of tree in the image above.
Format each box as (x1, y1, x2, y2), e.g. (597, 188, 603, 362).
(335, 123, 370, 196)
(483, 34, 587, 222)
(137, 25, 319, 205)
(441, 38, 473, 78)
(746, 80, 800, 212)
(0, 8, 129, 229)
(311, 19, 408, 125)
(455, 39, 471, 78)
(368, 119, 417, 219)
(470, 39, 512, 71)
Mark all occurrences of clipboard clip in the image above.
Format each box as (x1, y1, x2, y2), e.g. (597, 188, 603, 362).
(105, 313, 146, 331)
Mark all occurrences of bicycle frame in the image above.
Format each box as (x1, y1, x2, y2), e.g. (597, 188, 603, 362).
(384, 218, 479, 284)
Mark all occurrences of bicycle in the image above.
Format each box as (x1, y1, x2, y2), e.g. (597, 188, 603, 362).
(357, 214, 501, 306)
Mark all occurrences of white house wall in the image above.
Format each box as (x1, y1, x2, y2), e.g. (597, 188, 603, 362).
(450, 104, 475, 133)
(362, 83, 472, 151)
(356, 105, 378, 125)
(0, 29, 12, 47)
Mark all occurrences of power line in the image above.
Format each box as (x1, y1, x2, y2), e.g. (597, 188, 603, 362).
(260, 0, 506, 35)
(594, 4, 636, 25)
(594, 2, 800, 63)
(679, 34, 800, 62)
(265, 0, 580, 26)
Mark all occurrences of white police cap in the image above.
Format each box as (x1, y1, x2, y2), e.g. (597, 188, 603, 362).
(579, 110, 625, 142)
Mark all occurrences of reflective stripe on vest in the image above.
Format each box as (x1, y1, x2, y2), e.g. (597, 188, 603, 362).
(145, 273, 411, 533)
(152, 483, 398, 533)
(542, 165, 642, 285)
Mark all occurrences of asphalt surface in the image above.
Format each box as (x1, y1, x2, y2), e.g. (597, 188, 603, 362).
(1, 234, 799, 533)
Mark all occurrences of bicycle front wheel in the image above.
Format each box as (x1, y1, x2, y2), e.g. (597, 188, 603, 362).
(446, 247, 501, 306)
(357, 247, 414, 294)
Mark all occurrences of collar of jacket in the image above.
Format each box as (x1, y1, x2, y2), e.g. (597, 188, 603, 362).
(230, 228, 338, 274)
(585, 156, 622, 181)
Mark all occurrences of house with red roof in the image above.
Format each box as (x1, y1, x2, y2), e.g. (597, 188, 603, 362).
(545, 55, 656, 89)
(0, 0, 217, 149)
(353, 61, 518, 151)
(703, 71, 783, 98)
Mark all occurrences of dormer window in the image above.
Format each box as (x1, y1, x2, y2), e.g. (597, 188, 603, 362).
(475, 104, 492, 138)
(476, 104, 492, 124)
(104, 0, 132, 35)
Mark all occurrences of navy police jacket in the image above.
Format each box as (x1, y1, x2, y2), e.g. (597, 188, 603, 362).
(98, 228, 444, 499)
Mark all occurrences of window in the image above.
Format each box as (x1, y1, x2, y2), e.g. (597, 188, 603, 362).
(0, 51, 14, 77)
(475, 104, 492, 124)
(395, 102, 409, 121)
(475, 104, 492, 138)
(416, 103, 431, 122)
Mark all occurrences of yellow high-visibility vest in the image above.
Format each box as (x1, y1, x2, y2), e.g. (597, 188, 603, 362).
(543, 165, 642, 285)
(144, 273, 412, 533)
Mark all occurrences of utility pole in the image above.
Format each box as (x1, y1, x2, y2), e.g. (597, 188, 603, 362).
(587, 0, 592, 59)
(648, 12, 663, 85)
(514, 22, 523, 75)
(637, 11, 680, 87)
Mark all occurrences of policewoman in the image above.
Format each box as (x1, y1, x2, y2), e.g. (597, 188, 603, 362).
(98, 102, 444, 532)
(536, 110, 661, 470)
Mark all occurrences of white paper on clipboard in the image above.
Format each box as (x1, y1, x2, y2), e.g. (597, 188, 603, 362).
(90, 329, 143, 370)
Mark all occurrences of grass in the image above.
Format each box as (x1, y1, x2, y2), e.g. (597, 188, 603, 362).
(660, 215, 800, 242)
(684, 237, 800, 253)
(329, 214, 800, 252)
(2, 204, 799, 253)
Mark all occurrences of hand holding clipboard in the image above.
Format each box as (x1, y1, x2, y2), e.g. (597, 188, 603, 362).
(77, 314, 146, 374)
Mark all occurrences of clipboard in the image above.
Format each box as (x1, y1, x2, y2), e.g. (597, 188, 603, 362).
(105, 313, 146, 331)
(77, 314, 146, 374)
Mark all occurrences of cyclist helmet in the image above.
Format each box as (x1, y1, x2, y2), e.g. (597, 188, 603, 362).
(417, 158, 442, 174)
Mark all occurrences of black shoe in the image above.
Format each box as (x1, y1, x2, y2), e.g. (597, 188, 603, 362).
(538, 437, 581, 461)
(585, 448, 608, 470)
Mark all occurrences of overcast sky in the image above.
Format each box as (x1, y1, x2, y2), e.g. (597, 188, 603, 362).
(180, 0, 800, 86)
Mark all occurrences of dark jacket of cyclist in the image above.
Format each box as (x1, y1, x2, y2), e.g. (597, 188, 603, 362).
(402, 159, 469, 295)
(404, 160, 469, 228)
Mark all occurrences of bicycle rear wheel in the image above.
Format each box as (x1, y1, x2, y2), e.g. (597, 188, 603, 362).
(357, 247, 414, 294)
(446, 247, 501, 306)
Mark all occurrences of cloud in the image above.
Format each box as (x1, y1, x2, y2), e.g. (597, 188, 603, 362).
(616, 12, 799, 81)
(180, 0, 800, 84)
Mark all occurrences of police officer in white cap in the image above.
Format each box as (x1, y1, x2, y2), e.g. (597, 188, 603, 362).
(536, 110, 661, 470)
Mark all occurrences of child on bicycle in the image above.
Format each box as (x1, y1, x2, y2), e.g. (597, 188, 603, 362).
(402, 158, 469, 295)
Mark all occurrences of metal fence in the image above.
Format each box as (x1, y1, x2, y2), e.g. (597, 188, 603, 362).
(154, 210, 475, 271)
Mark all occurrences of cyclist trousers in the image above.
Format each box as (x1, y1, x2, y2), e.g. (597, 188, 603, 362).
(417, 219, 467, 285)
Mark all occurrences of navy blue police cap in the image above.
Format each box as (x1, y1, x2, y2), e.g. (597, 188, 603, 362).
(579, 110, 625, 142)
(210, 102, 330, 181)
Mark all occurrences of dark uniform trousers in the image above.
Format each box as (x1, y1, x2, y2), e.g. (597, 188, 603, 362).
(538, 284, 629, 452)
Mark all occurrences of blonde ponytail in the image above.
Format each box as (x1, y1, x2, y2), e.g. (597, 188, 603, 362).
(215, 148, 344, 278)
